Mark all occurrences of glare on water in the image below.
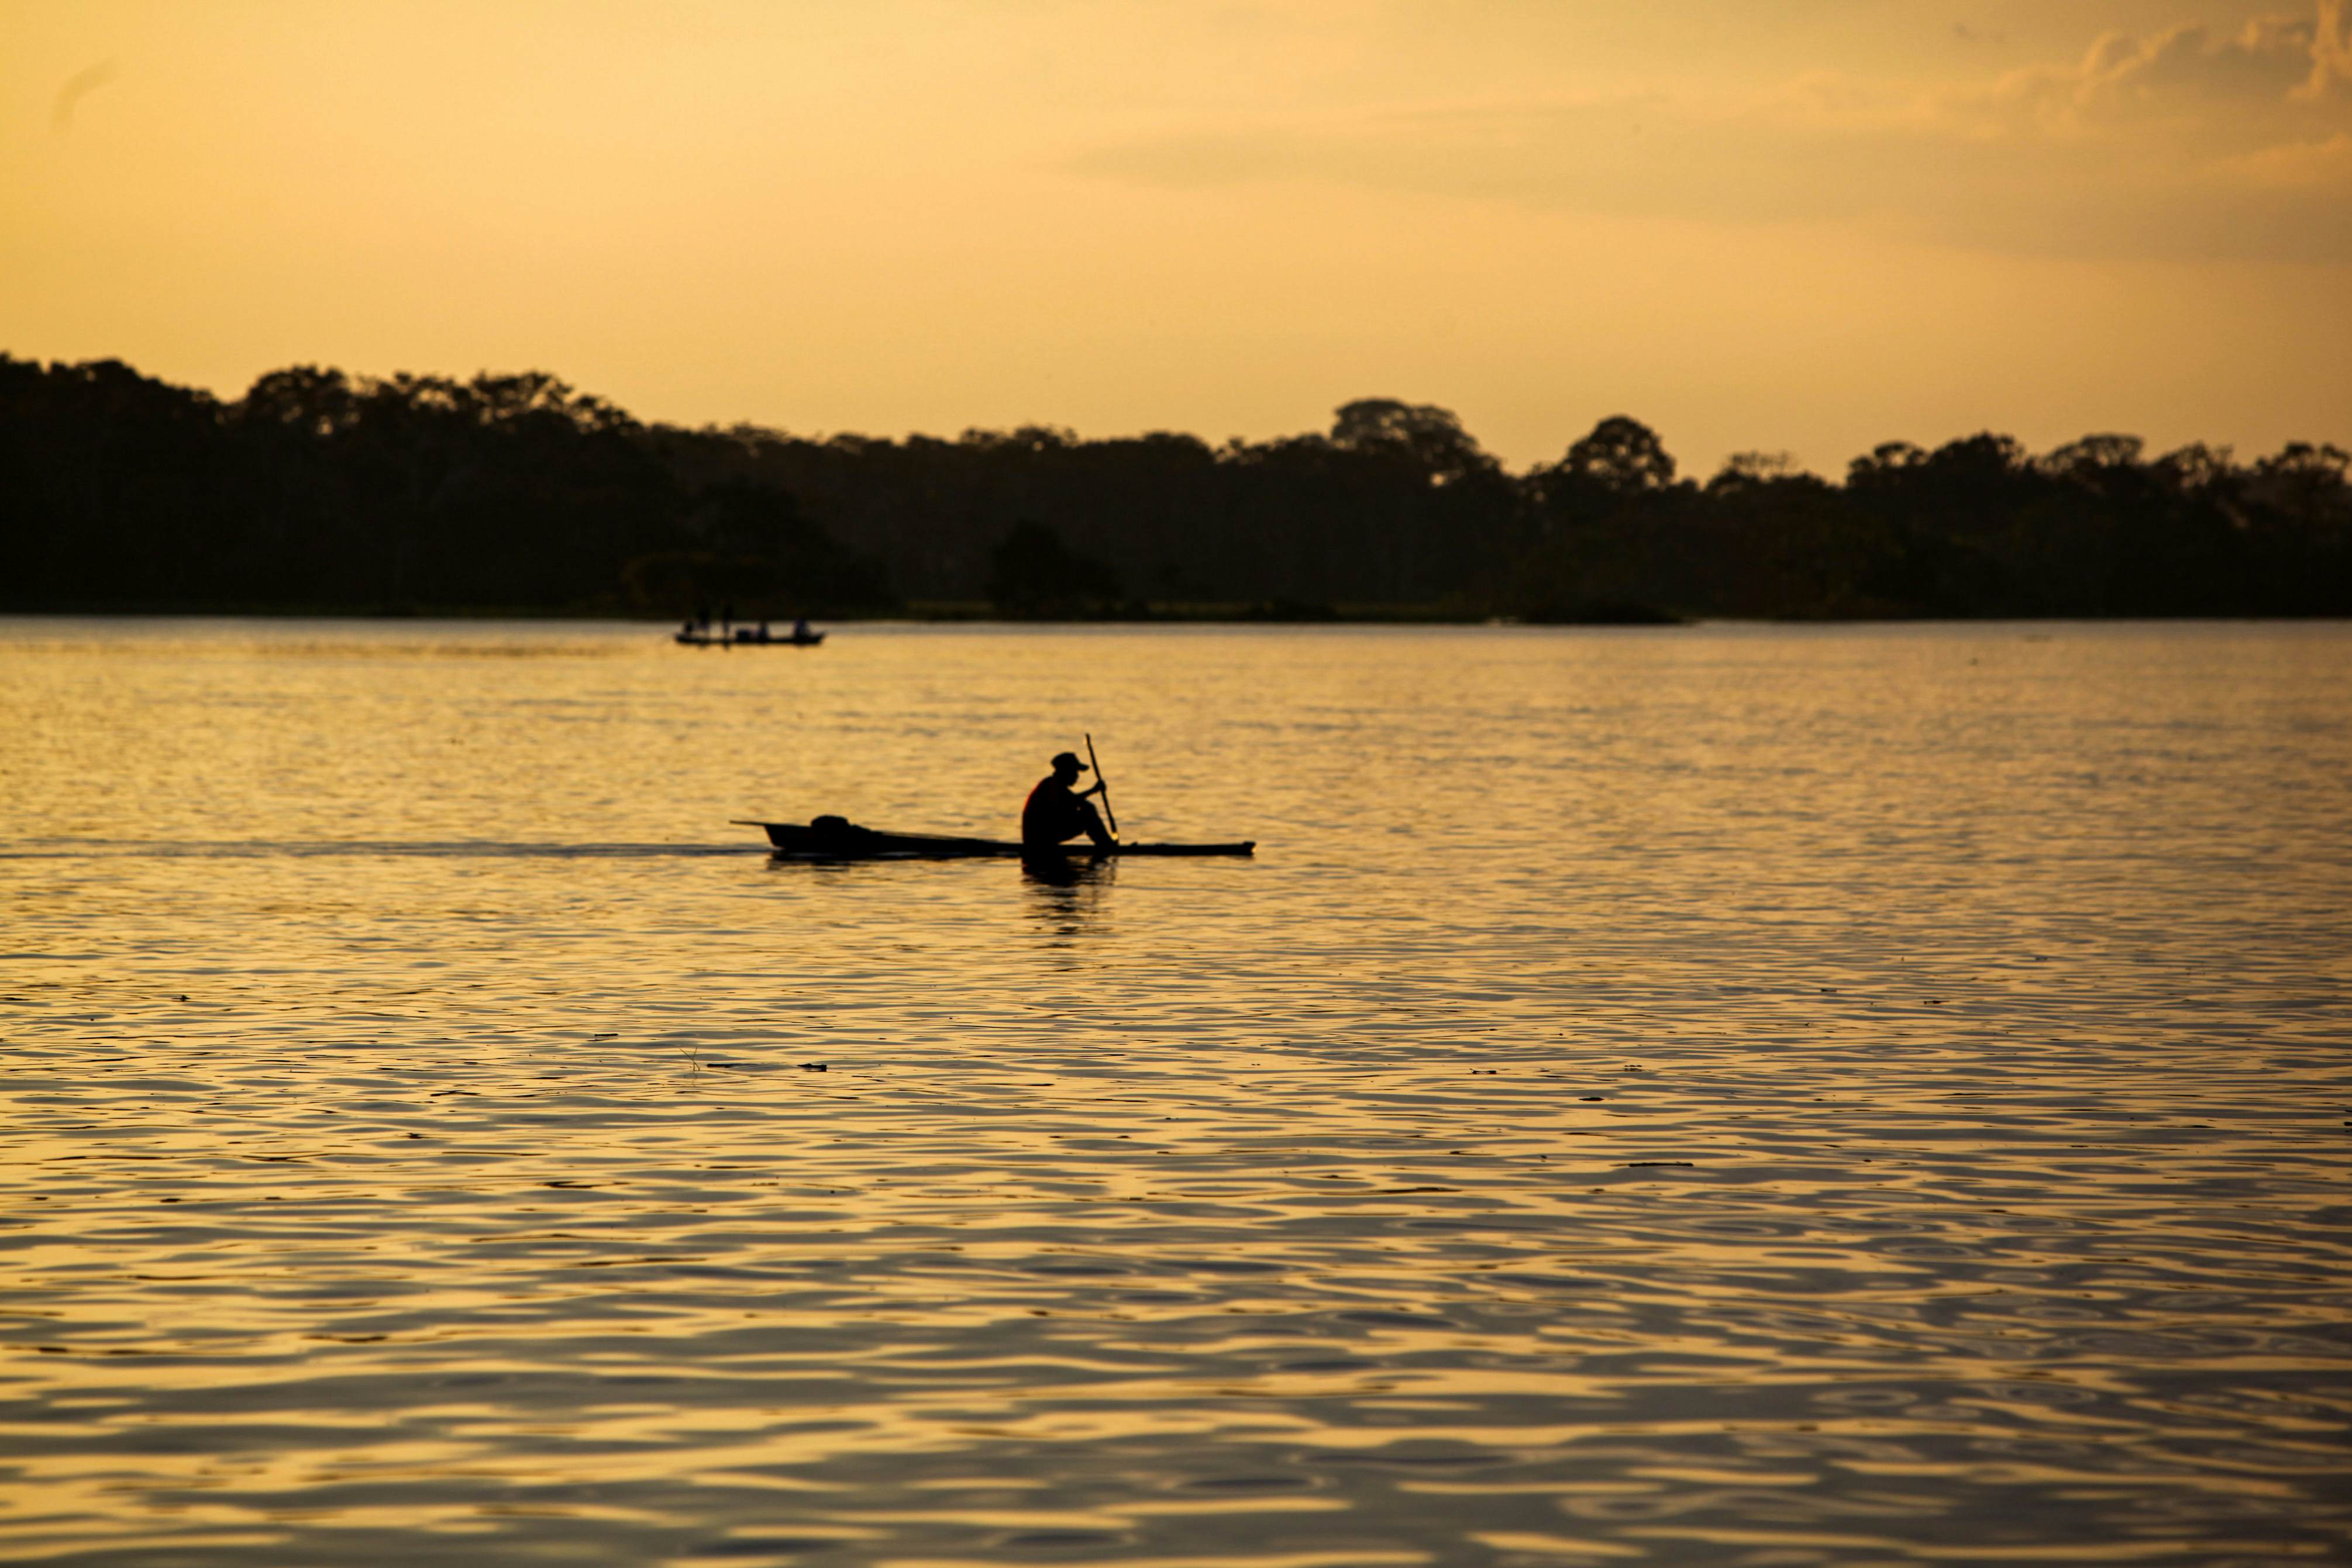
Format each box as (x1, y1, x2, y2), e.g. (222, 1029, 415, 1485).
(3, 618, 2348, 1567)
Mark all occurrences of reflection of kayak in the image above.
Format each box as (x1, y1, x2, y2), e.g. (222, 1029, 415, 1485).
(676, 630, 824, 647)
(736, 818, 1254, 860)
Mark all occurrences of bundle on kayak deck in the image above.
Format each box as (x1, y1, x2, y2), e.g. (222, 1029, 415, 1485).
(735, 816, 1255, 860)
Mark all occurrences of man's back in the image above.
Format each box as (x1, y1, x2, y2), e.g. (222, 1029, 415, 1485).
(1022, 776, 1080, 845)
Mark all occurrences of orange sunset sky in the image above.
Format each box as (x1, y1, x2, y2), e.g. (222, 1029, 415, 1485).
(6, 0, 2349, 473)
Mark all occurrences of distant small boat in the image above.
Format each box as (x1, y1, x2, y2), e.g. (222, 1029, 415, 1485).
(737, 817, 1254, 860)
(677, 625, 824, 647)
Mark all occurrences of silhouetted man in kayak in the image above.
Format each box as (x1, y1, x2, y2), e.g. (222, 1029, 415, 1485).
(1022, 751, 1115, 850)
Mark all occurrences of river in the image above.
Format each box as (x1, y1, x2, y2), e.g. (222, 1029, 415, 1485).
(4, 617, 2348, 1566)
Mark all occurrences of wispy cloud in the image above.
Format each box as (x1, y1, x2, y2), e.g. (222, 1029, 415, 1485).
(1070, 4, 2352, 261)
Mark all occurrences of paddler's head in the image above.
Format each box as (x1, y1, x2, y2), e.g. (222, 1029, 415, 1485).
(1049, 751, 1087, 783)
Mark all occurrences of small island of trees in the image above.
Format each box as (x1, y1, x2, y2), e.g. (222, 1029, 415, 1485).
(4, 354, 2344, 622)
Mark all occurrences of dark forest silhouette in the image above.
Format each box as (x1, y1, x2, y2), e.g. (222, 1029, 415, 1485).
(4, 354, 2346, 620)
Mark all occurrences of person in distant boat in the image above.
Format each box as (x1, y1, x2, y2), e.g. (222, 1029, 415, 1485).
(793, 617, 811, 641)
(1022, 751, 1114, 849)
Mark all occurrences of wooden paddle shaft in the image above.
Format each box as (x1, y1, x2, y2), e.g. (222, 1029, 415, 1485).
(1085, 732, 1118, 836)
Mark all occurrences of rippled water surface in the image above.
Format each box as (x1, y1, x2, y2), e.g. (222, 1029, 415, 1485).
(4, 616, 2349, 1567)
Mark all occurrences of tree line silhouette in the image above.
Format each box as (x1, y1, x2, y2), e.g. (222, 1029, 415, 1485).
(4, 354, 2346, 620)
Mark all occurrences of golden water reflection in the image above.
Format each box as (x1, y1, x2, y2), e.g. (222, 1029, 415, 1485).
(2, 619, 2348, 1565)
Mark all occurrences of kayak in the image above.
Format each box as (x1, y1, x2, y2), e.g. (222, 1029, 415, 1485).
(737, 817, 1255, 860)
